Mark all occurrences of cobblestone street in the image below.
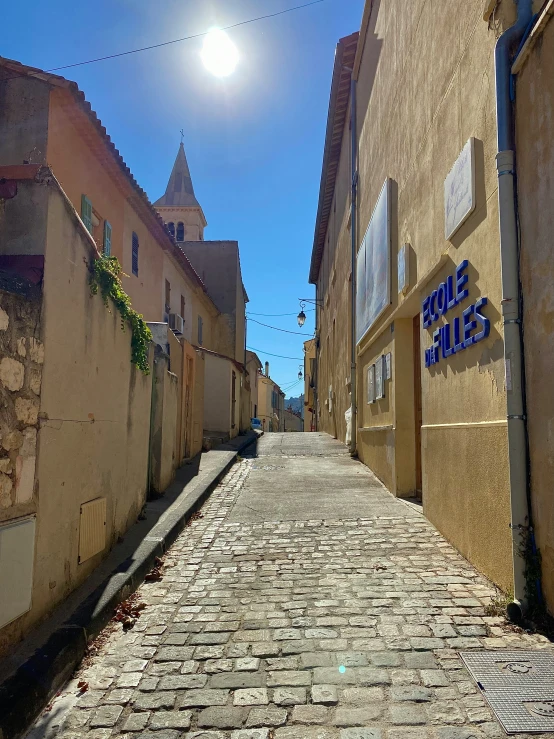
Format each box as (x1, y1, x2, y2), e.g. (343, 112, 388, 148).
(30, 433, 552, 739)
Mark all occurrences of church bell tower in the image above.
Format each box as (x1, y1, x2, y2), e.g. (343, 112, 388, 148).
(154, 141, 207, 242)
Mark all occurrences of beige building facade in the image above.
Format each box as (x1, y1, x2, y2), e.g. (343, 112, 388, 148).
(257, 368, 285, 432)
(303, 338, 317, 431)
(153, 147, 250, 441)
(309, 0, 552, 606)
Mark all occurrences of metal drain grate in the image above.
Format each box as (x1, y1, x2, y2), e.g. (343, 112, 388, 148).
(461, 650, 554, 734)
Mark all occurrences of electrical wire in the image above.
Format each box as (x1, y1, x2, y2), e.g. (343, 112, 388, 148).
(247, 309, 315, 317)
(247, 317, 312, 336)
(1, 0, 326, 81)
(246, 346, 303, 360)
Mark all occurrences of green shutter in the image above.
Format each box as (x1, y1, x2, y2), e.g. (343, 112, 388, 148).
(81, 195, 93, 234)
(103, 221, 112, 256)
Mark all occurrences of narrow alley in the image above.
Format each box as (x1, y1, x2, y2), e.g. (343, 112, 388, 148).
(29, 434, 551, 739)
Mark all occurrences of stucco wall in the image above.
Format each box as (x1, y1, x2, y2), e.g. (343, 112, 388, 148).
(192, 350, 205, 455)
(182, 241, 246, 363)
(203, 353, 231, 435)
(313, 0, 514, 591)
(0, 73, 49, 166)
(0, 177, 152, 654)
(150, 348, 179, 494)
(283, 409, 303, 432)
(516, 12, 554, 613)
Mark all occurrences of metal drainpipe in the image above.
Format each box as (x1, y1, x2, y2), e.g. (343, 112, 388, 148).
(494, 0, 533, 621)
(348, 73, 358, 456)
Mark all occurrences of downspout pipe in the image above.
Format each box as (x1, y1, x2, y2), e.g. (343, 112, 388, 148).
(494, 0, 533, 621)
(347, 71, 358, 456)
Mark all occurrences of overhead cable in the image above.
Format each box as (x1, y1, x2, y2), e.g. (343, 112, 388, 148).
(246, 346, 303, 360)
(247, 317, 312, 336)
(2, 0, 326, 80)
(247, 309, 315, 317)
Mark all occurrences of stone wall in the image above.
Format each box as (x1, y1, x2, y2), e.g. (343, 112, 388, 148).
(0, 278, 43, 519)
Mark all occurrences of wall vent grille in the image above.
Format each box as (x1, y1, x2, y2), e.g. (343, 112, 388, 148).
(78, 497, 106, 564)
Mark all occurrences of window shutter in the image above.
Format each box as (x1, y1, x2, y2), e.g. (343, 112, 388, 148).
(81, 195, 93, 234)
(103, 221, 112, 256)
(132, 232, 139, 276)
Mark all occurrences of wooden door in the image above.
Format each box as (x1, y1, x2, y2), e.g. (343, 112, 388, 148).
(413, 314, 423, 498)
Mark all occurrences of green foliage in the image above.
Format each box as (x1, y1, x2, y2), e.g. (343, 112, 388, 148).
(518, 527, 543, 619)
(89, 255, 152, 374)
(484, 589, 512, 617)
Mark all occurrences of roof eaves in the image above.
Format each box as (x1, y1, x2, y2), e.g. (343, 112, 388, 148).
(0, 56, 208, 294)
(308, 32, 359, 285)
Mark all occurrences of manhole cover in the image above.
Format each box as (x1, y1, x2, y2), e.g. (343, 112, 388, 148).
(461, 650, 554, 734)
(525, 702, 554, 717)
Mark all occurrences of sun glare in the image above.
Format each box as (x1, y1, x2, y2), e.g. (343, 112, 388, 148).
(201, 29, 239, 78)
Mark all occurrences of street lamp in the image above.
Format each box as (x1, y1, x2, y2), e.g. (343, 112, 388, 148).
(297, 298, 322, 328)
(298, 366, 303, 380)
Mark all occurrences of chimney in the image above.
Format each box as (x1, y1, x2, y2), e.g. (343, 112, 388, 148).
(265, 361, 269, 377)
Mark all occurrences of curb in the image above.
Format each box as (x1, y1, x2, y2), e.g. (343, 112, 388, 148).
(0, 431, 260, 739)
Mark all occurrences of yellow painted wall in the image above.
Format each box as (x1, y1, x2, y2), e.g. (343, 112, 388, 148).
(314, 0, 514, 592)
(0, 180, 152, 654)
(303, 339, 316, 431)
(516, 13, 554, 613)
(257, 375, 273, 432)
(48, 89, 160, 321)
(192, 350, 205, 455)
(203, 353, 232, 436)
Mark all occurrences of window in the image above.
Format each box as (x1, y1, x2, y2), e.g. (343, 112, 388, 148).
(165, 279, 171, 313)
(180, 294, 185, 319)
(81, 195, 93, 234)
(132, 232, 139, 276)
(176, 222, 184, 242)
(103, 221, 112, 256)
(167, 221, 175, 238)
(197, 315, 203, 346)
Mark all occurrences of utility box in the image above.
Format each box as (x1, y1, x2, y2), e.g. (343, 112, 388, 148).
(0, 516, 36, 629)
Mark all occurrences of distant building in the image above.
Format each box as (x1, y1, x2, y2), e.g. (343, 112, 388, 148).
(154, 146, 250, 441)
(303, 339, 316, 431)
(257, 363, 285, 432)
(246, 350, 262, 420)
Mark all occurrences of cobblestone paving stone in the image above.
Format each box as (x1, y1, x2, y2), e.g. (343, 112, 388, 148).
(30, 434, 553, 739)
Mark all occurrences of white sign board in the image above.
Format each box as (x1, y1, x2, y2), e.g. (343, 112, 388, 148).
(385, 352, 392, 380)
(398, 243, 409, 294)
(367, 364, 375, 404)
(444, 138, 476, 240)
(356, 179, 392, 344)
(375, 356, 384, 400)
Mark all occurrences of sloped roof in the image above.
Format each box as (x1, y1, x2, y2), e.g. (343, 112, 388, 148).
(154, 143, 201, 208)
(309, 32, 359, 285)
(0, 56, 208, 294)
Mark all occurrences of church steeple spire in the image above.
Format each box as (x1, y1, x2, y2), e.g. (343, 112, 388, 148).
(154, 142, 200, 208)
(154, 141, 207, 241)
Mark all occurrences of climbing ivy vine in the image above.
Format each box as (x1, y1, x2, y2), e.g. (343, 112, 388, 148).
(89, 255, 152, 374)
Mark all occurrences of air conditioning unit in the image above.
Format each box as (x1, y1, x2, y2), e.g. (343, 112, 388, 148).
(169, 313, 184, 334)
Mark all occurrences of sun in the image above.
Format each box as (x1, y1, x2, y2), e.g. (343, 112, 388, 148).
(201, 29, 239, 78)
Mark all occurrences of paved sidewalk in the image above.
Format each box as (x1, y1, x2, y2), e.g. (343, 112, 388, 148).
(27, 433, 552, 739)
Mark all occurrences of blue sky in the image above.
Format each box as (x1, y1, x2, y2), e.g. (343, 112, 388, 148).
(1, 0, 363, 395)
